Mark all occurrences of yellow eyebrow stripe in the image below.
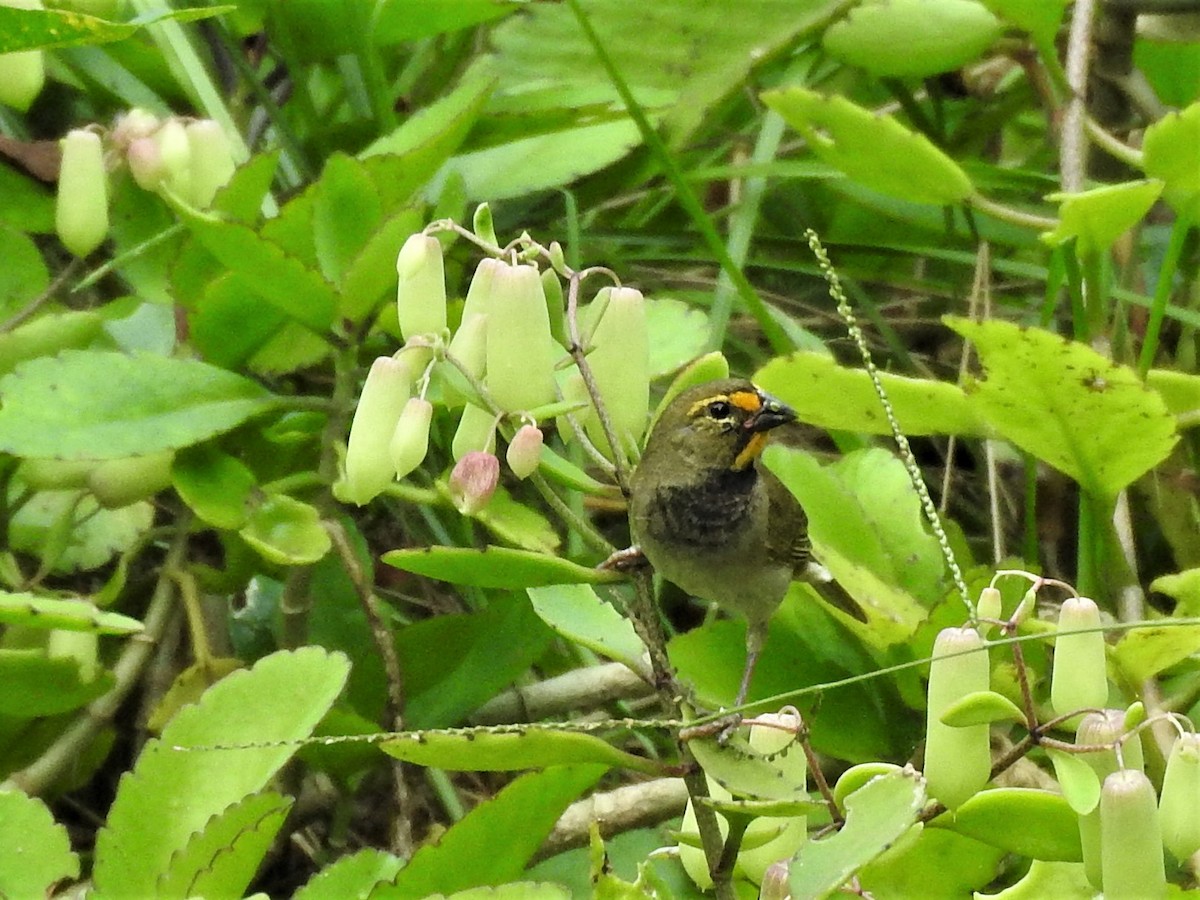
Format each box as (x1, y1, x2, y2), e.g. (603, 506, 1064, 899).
(686, 390, 763, 418)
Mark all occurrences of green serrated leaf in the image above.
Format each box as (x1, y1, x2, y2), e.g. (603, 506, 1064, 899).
(1046, 748, 1101, 815)
(790, 769, 927, 899)
(171, 444, 257, 530)
(8, 490, 154, 573)
(174, 205, 338, 330)
(239, 494, 331, 565)
(380, 725, 664, 775)
(689, 737, 808, 802)
(822, 0, 1001, 78)
(312, 154, 381, 286)
(762, 87, 973, 205)
(527, 584, 648, 675)
(293, 848, 404, 900)
(645, 297, 710, 377)
(945, 318, 1178, 497)
(156, 793, 292, 900)
(936, 788, 1081, 861)
(978, 0, 1070, 45)
(755, 351, 985, 436)
(379, 765, 606, 897)
(382, 545, 621, 589)
(1143, 102, 1200, 220)
(340, 207, 424, 322)
(940, 690, 1025, 727)
(1113, 623, 1200, 683)
(0, 649, 110, 716)
(0, 350, 276, 460)
(0, 790, 80, 898)
(0, 591, 142, 634)
(1041, 180, 1164, 257)
(93, 648, 350, 899)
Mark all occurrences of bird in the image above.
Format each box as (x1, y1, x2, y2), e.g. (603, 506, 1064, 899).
(626, 377, 809, 708)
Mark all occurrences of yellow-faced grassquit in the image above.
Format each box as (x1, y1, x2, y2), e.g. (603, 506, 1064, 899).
(628, 378, 809, 706)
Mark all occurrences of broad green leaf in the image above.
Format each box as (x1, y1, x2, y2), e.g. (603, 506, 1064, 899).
(0, 350, 276, 460)
(979, 0, 1070, 45)
(645, 297, 710, 377)
(401, 593, 554, 729)
(834, 763, 905, 806)
(0, 791, 79, 898)
(380, 725, 664, 775)
(312, 154, 381, 286)
(0, 164, 53, 233)
(0, 650, 109, 716)
(380, 765, 607, 897)
(145, 659, 245, 733)
(1112, 622, 1200, 683)
(340, 207, 424, 322)
(945, 318, 1178, 497)
(755, 351, 985, 436)
(472, 483, 561, 553)
(939, 690, 1025, 727)
(0, 224, 48, 313)
(9, 490, 154, 573)
(764, 446, 936, 643)
(433, 118, 643, 202)
(293, 849, 404, 900)
(211, 151, 280, 225)
(191, 272, 289, 369)
(93, 648, 350, 899)
(0, 591, 142, 634)
(0, 310, 107, 379)
(976, 859, 1093, 899)
(174, 205, 338, 330)
(823, 0, 1001, 77)
(790, 769, 926, 899)
(527, 584, 647, 675)
(690, 736, 809, 801)
(1146, 368, 1200, 421)
(450, 885, 570, 899)
(382, 546, 622, 589)
(860, 828, 1005, 900)
(763, 87, 973, 205)
(936, 788, 1081, 861)
(1143, 103, 1200, 219)
(0, 6, 233, 53)
(171, 444, 257, 530)
(156, 793, 291, 900)
(1041, 180, 1164, 257)
(1149, 568, 1200, 616)
(239, 494, 331, 565)
(1046, 748, 1101, 815)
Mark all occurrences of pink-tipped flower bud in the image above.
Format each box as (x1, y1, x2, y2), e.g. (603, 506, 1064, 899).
(56, 129, 109, 257)
(341, 356, 414, 505)
(1050, 596, 1109, 717)
(449, 451, 499, 516)
(485, 261, 557, 412)
(126, 136, 166, 190)
(505, 425, 544, 479)
(390, 397, 433, 480)
(185, 119, 236, 208)
(395, 233, 448, 340)
(111, 107, 160, 149)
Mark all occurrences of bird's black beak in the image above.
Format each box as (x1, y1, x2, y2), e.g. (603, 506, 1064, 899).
(746, 392, 796, 433)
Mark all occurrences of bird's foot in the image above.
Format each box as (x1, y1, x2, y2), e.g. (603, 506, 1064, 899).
(598, 544, 650, 573)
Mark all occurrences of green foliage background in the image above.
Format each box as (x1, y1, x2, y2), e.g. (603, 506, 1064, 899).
(1, 0, 1199, 896)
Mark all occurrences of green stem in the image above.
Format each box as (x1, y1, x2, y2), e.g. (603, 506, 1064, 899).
(968, 192, 1060, 231)
(1138, 211, 1195, 376)
(564, 0, 793, 355)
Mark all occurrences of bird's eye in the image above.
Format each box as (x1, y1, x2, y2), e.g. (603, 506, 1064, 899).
(707, 400, 733, 419)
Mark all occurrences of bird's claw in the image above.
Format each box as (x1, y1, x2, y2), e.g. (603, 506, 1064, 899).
(598, 545, 650, 573)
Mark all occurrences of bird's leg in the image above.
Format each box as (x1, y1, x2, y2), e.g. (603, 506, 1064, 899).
(597, 544, 650, 573)
(734, 621, 767, 708)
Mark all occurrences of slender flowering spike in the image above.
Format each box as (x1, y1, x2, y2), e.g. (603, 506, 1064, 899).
(185, 119, 236, 208)
(583, 286, 649, 456)
(0, 0, 45, 113)
(395, 234, 448, 340)
(155, 117, 193, 201)
(449, 451, 499, 515)
(737, 711, 808, 884)
(485, 262, 557, 412)
(1050, 596, 1109, 717)
(389, 398, 433, 480)
(924, 627, 991, 809)
(341, 356, 413, 506)
(1100, 769, 1166, 898)
(1160, 732, 1200, 862)
(452, 404, 496, 461)
(506, 425, 544, 479)
(56, 129, 109, 257)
